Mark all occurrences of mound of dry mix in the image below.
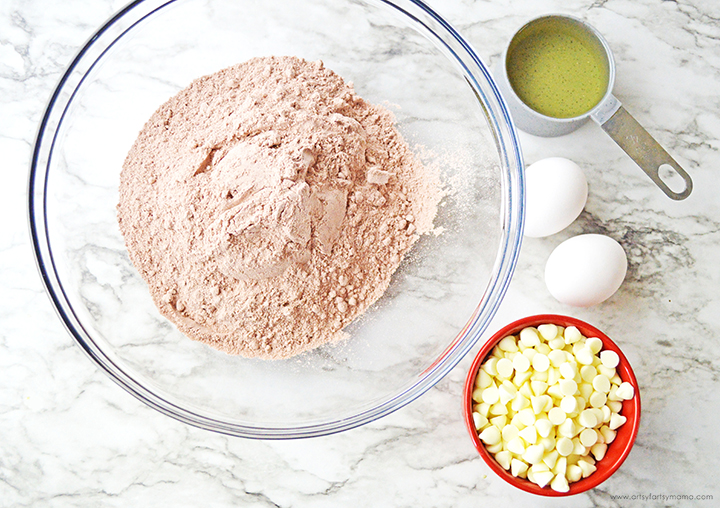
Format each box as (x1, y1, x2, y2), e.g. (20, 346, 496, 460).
(118, 56, 441, 359)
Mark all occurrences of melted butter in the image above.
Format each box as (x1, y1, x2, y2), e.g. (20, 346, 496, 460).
(507, 19, 609, 119)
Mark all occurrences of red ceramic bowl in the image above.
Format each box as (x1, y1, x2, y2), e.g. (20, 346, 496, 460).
(463, 314, 641, 496)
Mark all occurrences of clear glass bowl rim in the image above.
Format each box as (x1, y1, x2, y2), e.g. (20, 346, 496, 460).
(28, 0, 525, 439)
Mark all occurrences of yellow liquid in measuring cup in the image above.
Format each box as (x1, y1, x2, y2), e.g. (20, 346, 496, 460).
(507, 21, 609, 119)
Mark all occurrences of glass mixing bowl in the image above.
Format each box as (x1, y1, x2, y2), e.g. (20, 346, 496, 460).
(29, 0, 524, 438)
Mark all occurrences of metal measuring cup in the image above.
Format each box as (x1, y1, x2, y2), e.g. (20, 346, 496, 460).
(494, 14, 693, 200)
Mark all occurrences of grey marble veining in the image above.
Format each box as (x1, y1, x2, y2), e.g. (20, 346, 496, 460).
(2, 0, 720, 506)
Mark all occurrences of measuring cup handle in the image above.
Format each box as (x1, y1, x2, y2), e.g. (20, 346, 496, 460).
(594, 99, 693, 200)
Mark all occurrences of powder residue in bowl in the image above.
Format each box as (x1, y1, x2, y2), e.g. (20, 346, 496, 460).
(117, 56, 442, 359)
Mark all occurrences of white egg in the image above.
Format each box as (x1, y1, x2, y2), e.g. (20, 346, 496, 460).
(524, 157, 588, 238)
(545, 234, 627, 307)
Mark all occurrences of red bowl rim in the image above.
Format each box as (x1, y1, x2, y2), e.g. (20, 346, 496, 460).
(463, 314, 641, 496)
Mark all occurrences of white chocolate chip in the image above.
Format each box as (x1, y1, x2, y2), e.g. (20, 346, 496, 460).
(549, 337, 566, 350)
(560, 395, 579, 414)
(514, 370, 532, 387)
(513, 354, 531, 373)
(557, 418, 578, 438)
(592, 374, 611, 393)
(501, 423, 520, 442)
(489, 415, 507, 428)
(548, 407, 567, 425)
(556, 436, 574, 456)
(539, 436, 556, 452)
(601, 405, 612, 423)
(520, 328, 542, 347)
(574, 437, 589, 455)
(547, 383, 564, 399)
(579, 382, 593, 401)
(537, 324, 559, 341)
(600, 425, 617, 444)
(580, 365, 597, 383)
(511, 393, 530, 412)
(481, 357, 498, 376)
(586, 337, 603, 354)
(496, 450, 512, 470)
(496, 358, 514, 379)
(518, 407, 537, 427)
(559, 361, 578, 380)
(532, 353, 551, 372)
(511, 458, 528, 478)
(486, 442, 503, 454)
(489, 402, 508, 416)
(518, 382, 533, 398)
(531, 380, 548, 396)
(498, 384, 516, 405)
(535, 418, 553, 438)
(564, 326, 582, 344)
(510, 414, 525, 431)
(526, 468, 535, 484)
(577, 409, 596, 428)
(472, 412, 488, 430)
(616, 382, 635, 400)
(507, 437, 527, 455)
(534, 470, 555, 488)
(589, 391, 607, 408)
(567, 464, 583, 483)
(597, 364, 617, 379)
(577, 458, 597, 478)
(591, 442, 608, 461)
(579, 428, 599, 447)
(498, 336, 519, 352)
(522, 444, 545, 465)
(609, 413, 627, 430)
(607, 400, 623, 413)
(600, 350, 620, 368)
(548, 350, 567, 366)
(479, 425, 501, 445)
(559, 379, 578, 396)
(542, 450, 559, 469)
(476, 369, 492, 389)
(519, 425, 538, 444)
(550, 473, 570, 493)
(481, 386, 499, 405)
(575, 346, 594, 365)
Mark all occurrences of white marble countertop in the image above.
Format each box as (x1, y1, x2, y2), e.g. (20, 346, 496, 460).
(3, 0, 720, 506)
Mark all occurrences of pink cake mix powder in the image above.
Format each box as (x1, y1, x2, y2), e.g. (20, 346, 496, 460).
(118, 56, 442, 359)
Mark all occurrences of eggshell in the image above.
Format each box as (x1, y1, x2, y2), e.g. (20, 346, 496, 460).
(524, 157, 588, 238)
(545, 234, 627, 307)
